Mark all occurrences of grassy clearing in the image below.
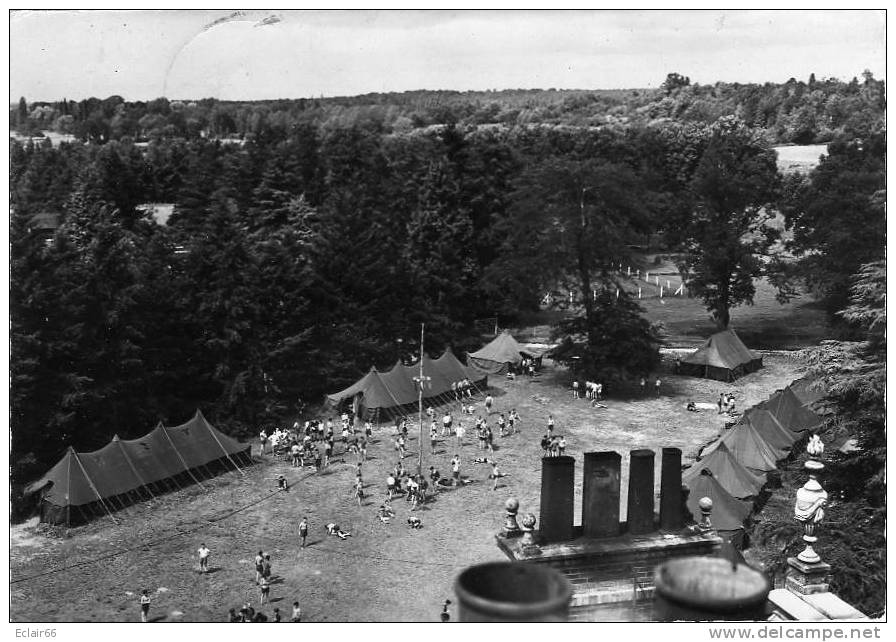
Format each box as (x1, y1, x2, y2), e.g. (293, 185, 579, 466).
(515, 252, 830, 350)
(10, 354, 807, 622)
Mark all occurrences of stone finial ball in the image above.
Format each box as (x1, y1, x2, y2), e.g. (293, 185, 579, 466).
(504, 497, 520, 512)
(698, 497, 713, 511)
(521, 513, 537, 529)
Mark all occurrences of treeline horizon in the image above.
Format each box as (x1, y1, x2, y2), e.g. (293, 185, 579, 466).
(11, 70, 885, 146)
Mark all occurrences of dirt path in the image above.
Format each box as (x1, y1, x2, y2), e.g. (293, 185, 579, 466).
(10, 354, 805, 622)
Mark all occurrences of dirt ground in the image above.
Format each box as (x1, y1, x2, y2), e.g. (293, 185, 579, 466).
(10, 353, 806, 623)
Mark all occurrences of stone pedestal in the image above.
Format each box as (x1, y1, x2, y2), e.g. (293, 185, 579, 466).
(502, 498, 522, 537)
(785, 557, 831, 595)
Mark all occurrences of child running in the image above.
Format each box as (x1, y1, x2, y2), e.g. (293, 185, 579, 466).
(489, 461, 509, 491)
(451, 454, 461, 486)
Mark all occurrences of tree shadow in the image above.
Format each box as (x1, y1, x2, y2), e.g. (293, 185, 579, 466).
(148, 615, 166, 622)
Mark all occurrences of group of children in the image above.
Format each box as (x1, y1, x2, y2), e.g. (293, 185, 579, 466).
(263, 415, 375, 472)
(226, 600, 302, 623)
(205, 387, 536, 623)
(718, 392, 737, 415)
(506, 357, 538, 381)
(538, 414, 567, 457)
(450, 378, 477, 400)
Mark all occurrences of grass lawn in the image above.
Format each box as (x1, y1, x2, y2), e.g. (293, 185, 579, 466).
(10, 354, 807, 622)
(638, 278, 830, 350)
(516, 254, 830, 350)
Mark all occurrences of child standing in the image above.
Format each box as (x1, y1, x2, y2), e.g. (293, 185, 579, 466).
(197, 543, 210, 574)
(259, 576, 270, 604)
(262, 554, 272, 582)
(139, 589, 151, 622)
(299, 517, 308, 549)
(254, 550, 264, 585)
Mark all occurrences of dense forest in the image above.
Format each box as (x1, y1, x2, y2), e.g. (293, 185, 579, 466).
(9, 72, 885, 511)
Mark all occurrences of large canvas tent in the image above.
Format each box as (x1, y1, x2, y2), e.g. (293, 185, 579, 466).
(741, 408, 800, 453)
(685, 469, 753, 539)
(326, 350, 487, 419)
(701, 420, 786, 473)
(683, 442, 766, 499)
(788, 377, 825, 408)
(25, 411, 251, 525)
(762, 386, 822, 433)
(679, 329, 763, 382)
(468, 331, 542, 374)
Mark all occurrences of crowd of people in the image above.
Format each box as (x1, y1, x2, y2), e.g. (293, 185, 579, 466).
(138, 367, 581, 622)
(258, 414, 375, 472)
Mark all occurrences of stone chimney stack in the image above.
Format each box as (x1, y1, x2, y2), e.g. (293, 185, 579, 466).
(538, 455, 575, 542)
(582, 451, 621, 538)
(626, 449, 656, 534)
(659, 447, 684, 531)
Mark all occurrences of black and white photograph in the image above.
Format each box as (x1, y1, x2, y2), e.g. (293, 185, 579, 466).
(7, 6, 887, 629)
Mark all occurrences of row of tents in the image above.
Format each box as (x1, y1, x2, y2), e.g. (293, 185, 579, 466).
(25, 334, 533, 526)
(327, 333, 546, 418)
(326, 350, 488, 420)
(682, 377, 825, 546)
(25, 411, 251, 525)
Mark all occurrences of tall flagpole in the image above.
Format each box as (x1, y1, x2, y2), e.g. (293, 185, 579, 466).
(416, 323, 426, 476)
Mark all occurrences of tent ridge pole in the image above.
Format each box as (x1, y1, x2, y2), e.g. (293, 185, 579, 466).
(202, 414, 247, 477)
(115, 438, 156, 500)
(71, 451, 118, 524)
(160, 425, 207, 490)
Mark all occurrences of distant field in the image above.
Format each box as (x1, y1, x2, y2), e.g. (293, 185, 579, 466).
(517, 255, 830, 350)
(773, 144, 828, 174)
(638, 279, 829, 350)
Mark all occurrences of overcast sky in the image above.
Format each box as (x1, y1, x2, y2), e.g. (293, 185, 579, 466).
(10, 9, 886, 102)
